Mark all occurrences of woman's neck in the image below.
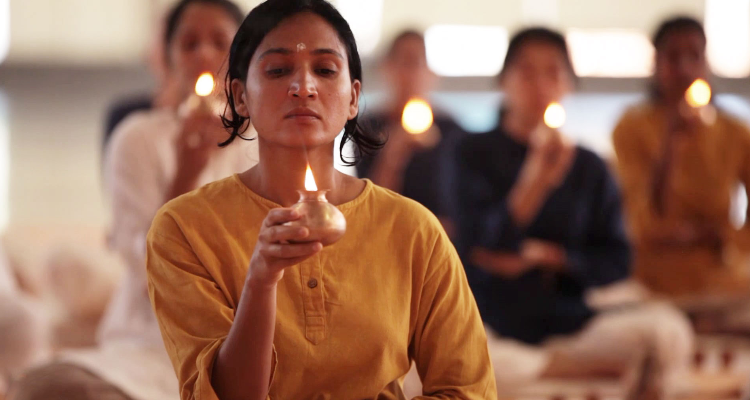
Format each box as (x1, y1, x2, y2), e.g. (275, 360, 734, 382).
(502, 109, 541, 143)
(243, 139, 361, 207)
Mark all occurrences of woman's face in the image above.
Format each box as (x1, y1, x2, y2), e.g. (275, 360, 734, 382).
(383, 36, 435, 102)
(233, 12, 360, 150)
(168, 3, 239, 97)
(501, 41, 573, 120)
(655, 30, 708, 102)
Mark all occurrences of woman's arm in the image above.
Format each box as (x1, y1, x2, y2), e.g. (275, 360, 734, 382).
(147, 208, 320, 400)
(411, 230, 497, 399)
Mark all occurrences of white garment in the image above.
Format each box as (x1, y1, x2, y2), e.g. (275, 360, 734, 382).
(0, 245, 16, 295)
(487, 302, 694, 398)
(60, 108, 258, 400)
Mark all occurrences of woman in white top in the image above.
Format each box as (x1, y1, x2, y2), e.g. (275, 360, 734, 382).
(10, 1, 257, 400)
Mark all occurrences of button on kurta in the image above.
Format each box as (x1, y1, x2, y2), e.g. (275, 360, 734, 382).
(307, 278, 318, 288)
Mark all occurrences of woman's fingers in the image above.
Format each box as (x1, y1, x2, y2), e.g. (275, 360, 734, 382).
(259, 225, 310, 243)
(264, 208, 301, 227)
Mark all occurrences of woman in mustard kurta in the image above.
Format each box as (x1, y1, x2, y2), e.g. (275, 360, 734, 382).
(145, 1, 496, 399)
(613, 17, 750, 298)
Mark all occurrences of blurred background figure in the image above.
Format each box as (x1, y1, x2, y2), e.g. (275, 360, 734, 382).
(614, 17, 750, 333)
(356, 30, 466, 237)
(9, 1, 256, 400)
(102, 11, 180, 154)
(0, 245, 50, 398)
(456, 27, 693, 398)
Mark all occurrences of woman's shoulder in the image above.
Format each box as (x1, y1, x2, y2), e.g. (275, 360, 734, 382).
(715, 110, 750, 139)
(364, 182, 445, 235)
(613, 102, 657, 132)
(150, 175, 247, 238)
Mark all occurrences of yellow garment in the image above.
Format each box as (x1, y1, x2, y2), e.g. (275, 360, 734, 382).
(613, 102, 750, 296)
(146, 175, 496, 399)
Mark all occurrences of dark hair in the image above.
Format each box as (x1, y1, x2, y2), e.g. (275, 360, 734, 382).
(164, 0, 245, 52)
(385, 29, 425, 60)
(499, 27, 576, 81)
(652, 16, 706, 50)
(220, 0, 383, 165)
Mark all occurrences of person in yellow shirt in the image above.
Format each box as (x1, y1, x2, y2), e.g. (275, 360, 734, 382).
(145, 1, 496, 399)
(614, 17, 750, 301)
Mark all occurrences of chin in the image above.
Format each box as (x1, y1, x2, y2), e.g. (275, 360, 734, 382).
(275, 128, 333, 149)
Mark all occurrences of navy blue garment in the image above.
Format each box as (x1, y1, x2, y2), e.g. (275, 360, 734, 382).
(456, 126, 631, 345)
(357, 111, 466, 225)
(103, 94, 153, 151)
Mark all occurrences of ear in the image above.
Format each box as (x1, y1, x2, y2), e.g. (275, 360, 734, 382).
(348, 79, 361, 120)
(230, 78, 250, 117)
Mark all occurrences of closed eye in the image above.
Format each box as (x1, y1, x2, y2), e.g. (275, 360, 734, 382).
(266, 68, 290, 77)
(316, 68, 337, 76)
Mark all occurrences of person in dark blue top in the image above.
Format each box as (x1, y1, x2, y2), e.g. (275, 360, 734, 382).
(457, 27, 693, 395)
(357, 30, 465, 238)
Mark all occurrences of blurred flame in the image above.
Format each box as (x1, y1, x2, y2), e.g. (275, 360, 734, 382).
(685, 79, 711, 108)
(304, 165, 318, 191)
(402, 99, 434, 134)
(544, 102, 566, 129)
(195, 73, 215, 97)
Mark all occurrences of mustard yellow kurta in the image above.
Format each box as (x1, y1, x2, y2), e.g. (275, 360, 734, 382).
(146, 175, 496, 399)
(613, 102, 750, 296)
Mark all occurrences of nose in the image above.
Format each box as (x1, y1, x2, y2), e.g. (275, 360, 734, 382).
(289, 69, 317, 99)
(195, 42, 222, 74)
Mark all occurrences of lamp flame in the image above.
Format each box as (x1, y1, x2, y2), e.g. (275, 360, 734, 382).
(544, 102, 566, 129)
(195, 72, 215, 97)
(304, 164, 318, 191)
(685, 79, 711, 108)
(402, 99, 434, 134)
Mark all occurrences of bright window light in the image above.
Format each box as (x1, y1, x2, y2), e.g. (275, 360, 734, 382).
(567, 29, 654, 78)
(705, 0, 750, 78)
(521, 0, 559, 25)
(334, 0, 383, 56)
(425, 25, 507, 77)
(0, 0, 8, 64)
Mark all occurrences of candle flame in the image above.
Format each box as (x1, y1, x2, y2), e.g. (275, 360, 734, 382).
(544, 102, 566, 129)
(195, 72, 215, 97)
(304, 164, 318, 191)
(685, 79, 711, 108)
(402, 99, 434, 134)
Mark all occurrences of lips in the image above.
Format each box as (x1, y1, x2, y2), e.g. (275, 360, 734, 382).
(285, 107, 321, 119)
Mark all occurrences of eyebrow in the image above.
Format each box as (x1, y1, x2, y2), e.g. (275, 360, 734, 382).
(258, 47, 345, 60)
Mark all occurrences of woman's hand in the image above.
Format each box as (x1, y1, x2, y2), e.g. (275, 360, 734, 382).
(165, 111, 228, 201)
(470, 240, 567, 279)
(524, 127, 576, 190)
(521, 239, 567, 271)
(246, 208, 323, 287)
(509, 127, 576, 227)
(175, 112, 226, 174)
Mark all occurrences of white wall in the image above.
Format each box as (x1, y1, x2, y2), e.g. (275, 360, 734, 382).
(6, 0, 709, 66)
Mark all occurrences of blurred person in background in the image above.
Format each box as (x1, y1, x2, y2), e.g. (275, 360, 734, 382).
(9, 1, 257, 400)
(356, 30, 466, 238)
(0, 246, 50, 398)
(457, 27, 693, 398)
(145, 0, 496, 398)
(102, 9, 181, 152)
(614, 17, 750, 332)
